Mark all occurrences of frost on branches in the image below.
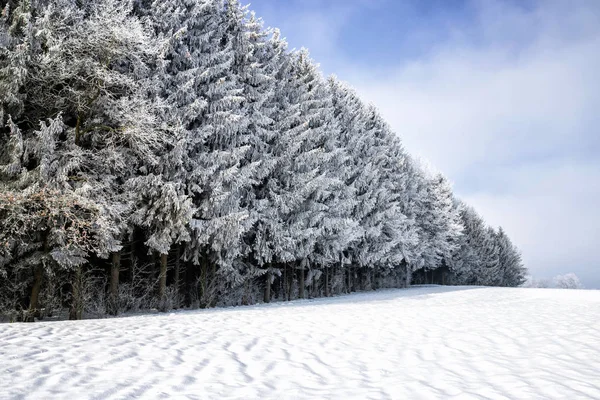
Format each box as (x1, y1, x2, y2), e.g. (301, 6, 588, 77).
(0, 0, 527, 321)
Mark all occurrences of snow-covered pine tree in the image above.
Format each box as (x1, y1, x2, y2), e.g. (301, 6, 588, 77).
(480, 226, 501, 286)
(298, 76, 357, 298)
(138, 0, 219, 308)
(222, 1, 292, 303)
(408, 161, 462, 284)
(445, 199, 476, 284)
(188, 0, 258, 292)
(327, 76, 366, 292)
(359, 107, 419, 287)
(329, 76, 422, 291)
(142, 0, 250, 305)
(447, 202, 500, 286)
(496, 227, 526, 287)
(262, 49, 357, 300)
(245, 35, 295, 301)
(227, 11, 292, 302)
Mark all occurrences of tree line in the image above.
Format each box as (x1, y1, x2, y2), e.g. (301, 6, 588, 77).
(0, 0, 527, 322)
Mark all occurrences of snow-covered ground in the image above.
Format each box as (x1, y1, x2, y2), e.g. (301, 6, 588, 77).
(1, 286, 599, 400)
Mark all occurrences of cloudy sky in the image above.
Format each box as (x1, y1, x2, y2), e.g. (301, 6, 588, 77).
(249, 0, 600, 288)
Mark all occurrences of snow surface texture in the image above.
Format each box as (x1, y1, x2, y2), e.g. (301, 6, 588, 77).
(1, 286, 599, 400)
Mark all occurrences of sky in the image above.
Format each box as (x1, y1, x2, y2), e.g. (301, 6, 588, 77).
(248, 0, 600, 288)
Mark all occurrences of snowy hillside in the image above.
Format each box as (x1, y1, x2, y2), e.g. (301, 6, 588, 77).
(1, 286, 598, 399)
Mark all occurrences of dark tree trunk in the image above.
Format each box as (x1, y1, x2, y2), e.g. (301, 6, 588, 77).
(287, 264, 293, 301)
(199, 255, 207, 308)
(27, 235, 50, 322)
(347, 266, 352, 293)
(298, 265, 305, 299)
(69, 265, 83, 320)
(283, 263, 288, 301)
(273, 264, 281, 300)
(27, 264, 44, 322)
(264, 270, 271, 303)
(183, 261, 190, 307)
(242, 280, 249, 306)
(158, 253, 168, 312)
(324, 267, 330, 297)
(174, 245, 181, 309)
(108, 251, 120, 315)
(211, 261, 216, 307)
(359, 267, 363, 291)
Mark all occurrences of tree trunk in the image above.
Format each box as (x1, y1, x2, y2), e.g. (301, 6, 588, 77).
(199, 256, 207, 308)
(298, 265, 305, 299)
(27, 264, 44, 322)
(211, 261, 216, 307)
(242, 280, 249, 306)
(69, 265, 83, 320)
(183, 260, 190, 307)
(174, 245, 181, 309)
(374, 270, 378, 290)
(274, 264, 281, 300)
(325, 268, 330, 297)
(287, 264, 293, 301)
(359, 267, 364, 291)
(108, 251, 120, 315)
(264, 270, 271, 303)
(347, 266, 352, 293)
(158, 253, 168, 312)
(27, 235, 50, 322)
(283, 263, 288, 301)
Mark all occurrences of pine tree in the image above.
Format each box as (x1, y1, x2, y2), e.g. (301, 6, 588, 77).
(329, 77, 420, 290)
(447, 202, 501, 286)
(407, 161, 462, 284)
(480, 226, 501, 286)
(496, 227, 526, 287)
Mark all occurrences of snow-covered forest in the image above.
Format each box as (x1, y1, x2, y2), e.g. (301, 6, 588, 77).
(0, 0, 527, 322)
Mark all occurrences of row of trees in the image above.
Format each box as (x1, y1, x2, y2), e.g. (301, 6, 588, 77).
(0, 0, 526, 322)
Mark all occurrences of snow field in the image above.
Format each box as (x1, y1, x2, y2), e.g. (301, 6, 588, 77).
(1, 286, 599, 399)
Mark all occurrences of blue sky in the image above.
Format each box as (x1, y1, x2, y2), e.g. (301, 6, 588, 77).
(249, 0, 600, 288)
